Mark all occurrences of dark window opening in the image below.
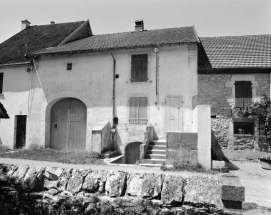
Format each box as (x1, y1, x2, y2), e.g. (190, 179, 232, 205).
(0, 73, 3, 94)
(131, 54, 148, 82)
(67, 63, 72, 70)
(129, 97, 148, 124)
(53, 123, 58, 129)
(235, 81, 252, 108)
(234, 122, 254, 135)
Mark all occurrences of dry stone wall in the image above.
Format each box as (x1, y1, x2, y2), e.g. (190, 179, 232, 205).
(0, 163, 236, 215)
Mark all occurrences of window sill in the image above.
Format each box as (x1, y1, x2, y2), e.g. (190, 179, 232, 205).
(234, 134, 254, 137)
(130, 79, 148, 83)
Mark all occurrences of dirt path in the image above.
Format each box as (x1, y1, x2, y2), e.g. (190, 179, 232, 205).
(230, 160, 271, 214)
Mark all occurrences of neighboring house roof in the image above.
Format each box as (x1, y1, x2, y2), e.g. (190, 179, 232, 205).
(31, 26, 199, 56)
(0, 20, 92, 65)
(0, 102, 9, 119)
(198, 35, 271, 72)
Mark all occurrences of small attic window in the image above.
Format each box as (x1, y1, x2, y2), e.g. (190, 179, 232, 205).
(66, 63, 72, 70)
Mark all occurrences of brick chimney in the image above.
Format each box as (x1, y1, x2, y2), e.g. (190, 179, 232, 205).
(21, 19, 31, 30)
(135, 20, 144, 32)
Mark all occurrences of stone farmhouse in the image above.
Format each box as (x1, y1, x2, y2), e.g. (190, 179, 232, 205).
(0, 19, 270, 166)
(198, 35, 271, 155)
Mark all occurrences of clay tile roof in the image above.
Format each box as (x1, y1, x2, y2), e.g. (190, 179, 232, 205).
(199, 35, 271, 70)
(0, 21, 87, 64)
(0, 102, 9, 119)
(32, 26, 199, 56)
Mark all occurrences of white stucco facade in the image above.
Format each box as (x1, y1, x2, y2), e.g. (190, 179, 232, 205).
(1, 43, 198, 153)
(0, 65, 30, 148)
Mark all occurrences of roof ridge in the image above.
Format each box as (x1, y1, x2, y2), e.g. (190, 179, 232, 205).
(92, 26, 194, 36)
(31, 21, 85, 27)
(200, 34, 271, 39)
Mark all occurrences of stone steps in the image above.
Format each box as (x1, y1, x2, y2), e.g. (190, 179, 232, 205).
(140, 140, 167, 166)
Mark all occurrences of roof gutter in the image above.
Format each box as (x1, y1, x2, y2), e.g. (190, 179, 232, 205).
(0, 61, 31, 68)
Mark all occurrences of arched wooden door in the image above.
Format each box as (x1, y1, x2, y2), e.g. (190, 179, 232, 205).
(50, 98, 87, 150)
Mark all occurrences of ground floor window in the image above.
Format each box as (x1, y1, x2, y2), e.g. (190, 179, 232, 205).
(129, 97, 148, 124)
(234, 121, 254, 135)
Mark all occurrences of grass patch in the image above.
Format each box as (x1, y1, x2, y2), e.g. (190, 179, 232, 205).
(161, 163, 229, 174)
(0, 148, 105, 165)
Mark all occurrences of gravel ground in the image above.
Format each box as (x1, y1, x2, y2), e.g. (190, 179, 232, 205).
(230, 160, 271, 214)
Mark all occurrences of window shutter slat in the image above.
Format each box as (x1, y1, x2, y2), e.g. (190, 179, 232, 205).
(138, 97, 147, 124)
(243, 82, 252, 107)
(129, 97, 139, 123)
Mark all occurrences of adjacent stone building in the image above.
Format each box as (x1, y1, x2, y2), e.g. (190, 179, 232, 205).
(198, 35, 271, 151)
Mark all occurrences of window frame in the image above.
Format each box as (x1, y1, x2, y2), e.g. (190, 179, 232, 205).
(0, 73, 3, 94)
(129, 97, 148, 124)
(130, 54, 148, 82)
(234, 121, 254, 135)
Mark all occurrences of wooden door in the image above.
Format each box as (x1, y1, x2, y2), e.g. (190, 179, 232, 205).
(165, 96, 183, 132)
(50, 98, 87, 150)
(15, 115, 27, 149)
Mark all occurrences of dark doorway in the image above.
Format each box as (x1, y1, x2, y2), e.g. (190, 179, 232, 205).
(125, 142, 142, 164)
(15, 115, 27, 149)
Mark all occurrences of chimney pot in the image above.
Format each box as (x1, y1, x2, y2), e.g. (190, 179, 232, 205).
(135, 19, 144, 32)
(51, 21, 55, 24)
(21, 19, 31, 30)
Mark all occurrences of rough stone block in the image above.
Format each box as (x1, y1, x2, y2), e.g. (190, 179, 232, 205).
(126, 173, 162, 198)
(9, 165, 29, 185)
(105, 171, 126, 197)
(161, 174, 184, 204)
(167, 132, 198, 150)
(44, 167, 64, 180)
(23, 166, 44, 189)
(184, 175, 223, 209)
(44, 179, 58, 190)
(82, 170, 107, 193)
(212, 160, 225, 169)
(57, 168, 72, 191)
(221, 185, 245, 202)
(66, 170, 84, 193)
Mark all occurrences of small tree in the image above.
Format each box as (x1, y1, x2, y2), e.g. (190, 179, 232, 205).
(232, 93, 271, 152)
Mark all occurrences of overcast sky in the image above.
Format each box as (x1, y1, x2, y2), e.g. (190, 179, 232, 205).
(0, 0, 270, 43)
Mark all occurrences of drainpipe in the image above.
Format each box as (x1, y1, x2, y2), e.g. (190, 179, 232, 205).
(111, 53, 116, 120)
(154, 48, 159, 109)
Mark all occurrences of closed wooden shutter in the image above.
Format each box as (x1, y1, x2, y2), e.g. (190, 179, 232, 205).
(235, 81, 252, 108)
(138, 97, 147, 124)
(131, 55, 148, 82)
(0, 73, 3, 94)
(129, 97, 139, 123)
(129, 97, 147, 124)
(243, 82, 252, 107)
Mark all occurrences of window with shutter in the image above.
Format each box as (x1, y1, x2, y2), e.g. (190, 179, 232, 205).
(0, 73, 3, 94)
(131, 54, 148, 82)
(129, 97, 148, 124)
(235, 81, 252, 108)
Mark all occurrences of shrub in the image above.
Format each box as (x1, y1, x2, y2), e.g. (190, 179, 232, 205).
(0, 145, 10, 153)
